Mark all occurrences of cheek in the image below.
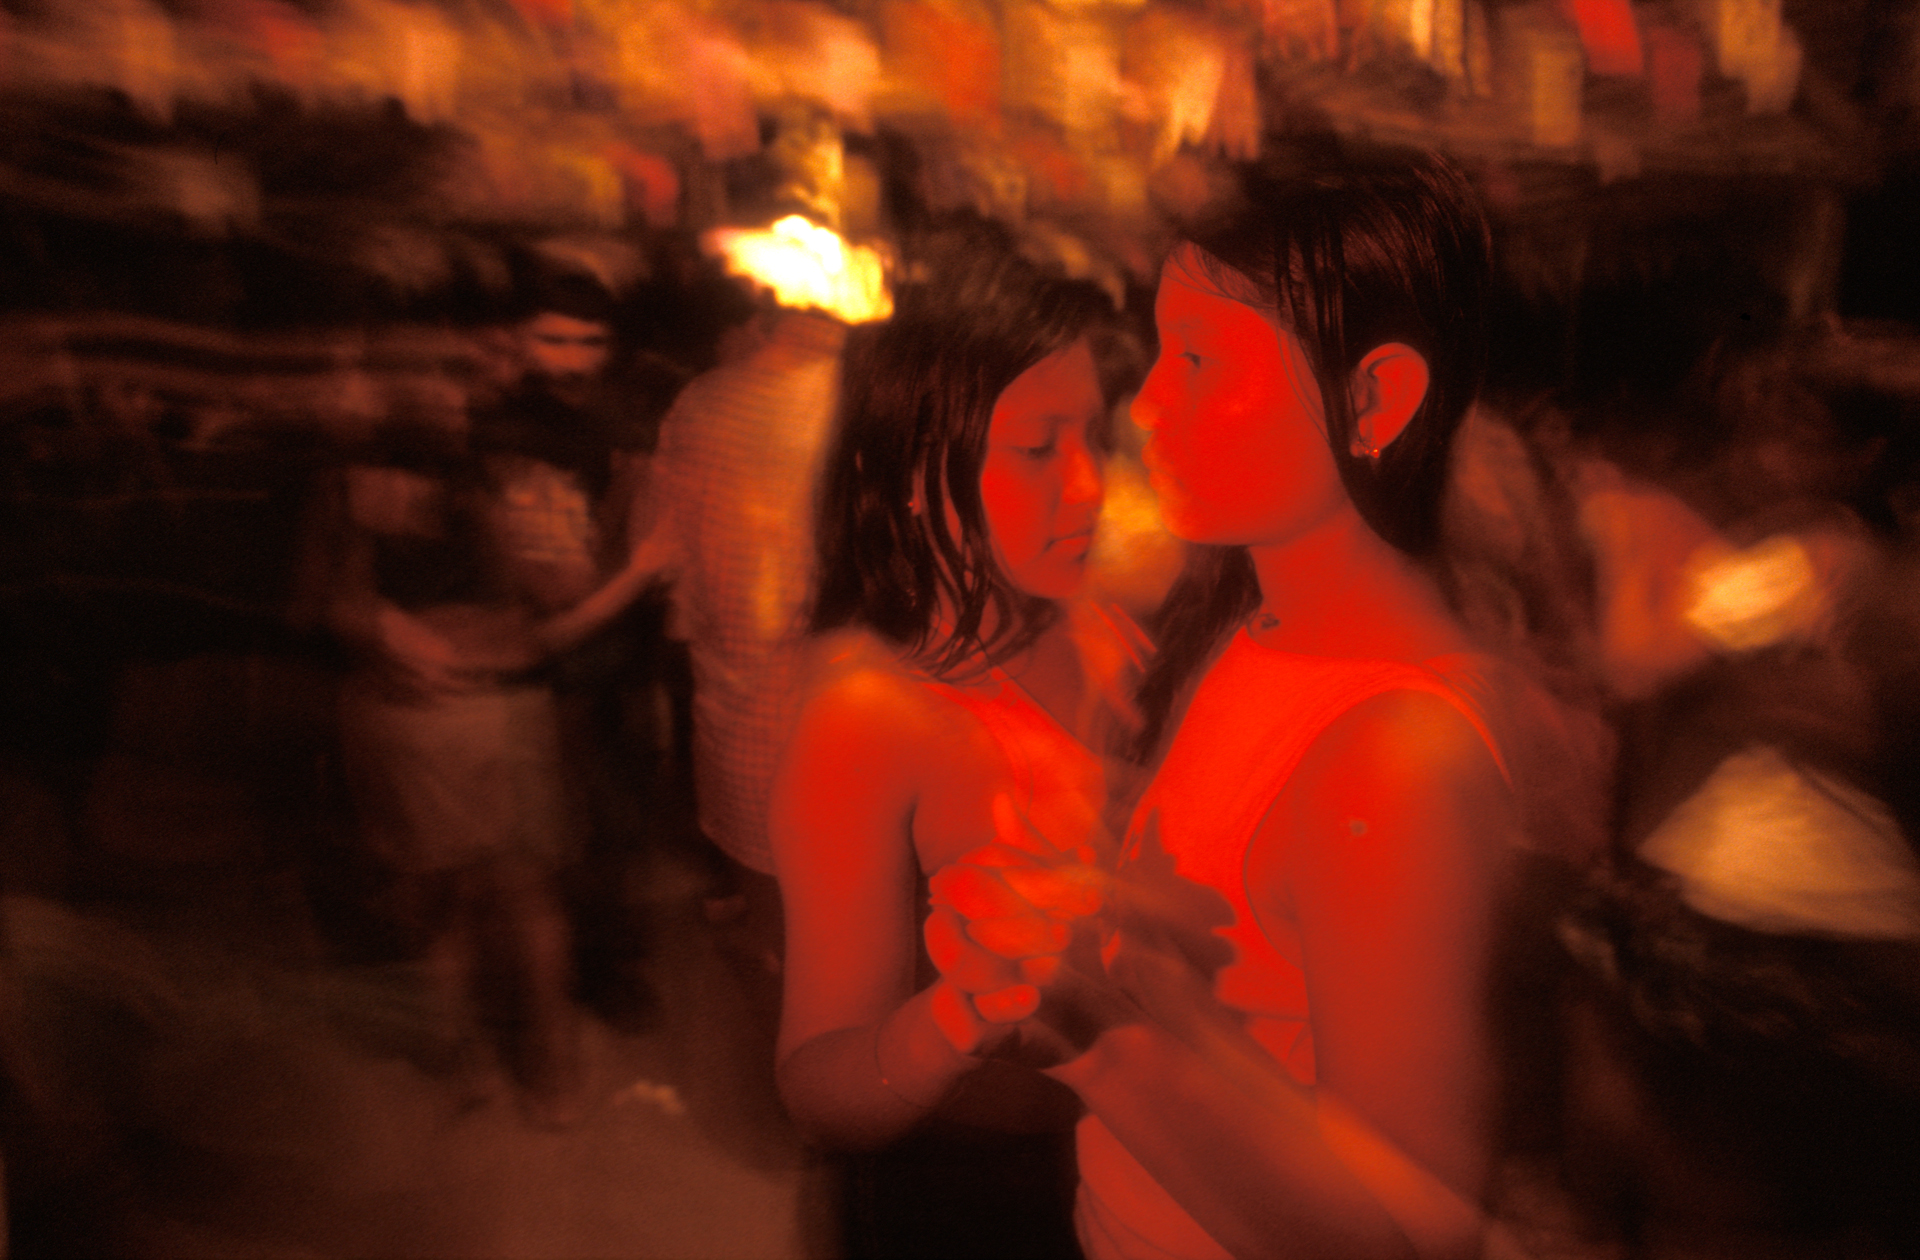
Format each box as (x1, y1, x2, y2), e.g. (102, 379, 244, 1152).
(1175, 392, 1287, 502)
(1161, 401, 1336, 543)
(979, 466, 1048, 565)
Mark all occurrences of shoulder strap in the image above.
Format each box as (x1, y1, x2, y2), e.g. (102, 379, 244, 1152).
(1132, 644, 1509, 885)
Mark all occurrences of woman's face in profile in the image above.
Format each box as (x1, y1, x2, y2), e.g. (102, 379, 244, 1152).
(978, 337, 1106, 602)
(1131, 248, 1346, 549)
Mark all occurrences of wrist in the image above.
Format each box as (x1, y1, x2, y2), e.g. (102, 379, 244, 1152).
(874, 985, 978, 1111)
(1047, 1016, 1160, 1095)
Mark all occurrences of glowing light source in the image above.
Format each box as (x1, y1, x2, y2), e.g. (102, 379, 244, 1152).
(1684, 532, 1824, 651)
(1088, 457, 1185, 612)
(701, 215, 893, 324)
(1639, 745, 1920, 940)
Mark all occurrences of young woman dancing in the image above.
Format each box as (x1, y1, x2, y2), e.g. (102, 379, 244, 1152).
(925, 147, 1520, 1260)
(767, 225, 1147, 1259)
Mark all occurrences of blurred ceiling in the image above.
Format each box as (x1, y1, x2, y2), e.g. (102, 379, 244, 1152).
(0, 0, 1908, 306)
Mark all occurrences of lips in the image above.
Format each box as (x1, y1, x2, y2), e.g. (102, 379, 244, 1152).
(1142, 446, 1178, 495)
(1051, 527, 1095, 553)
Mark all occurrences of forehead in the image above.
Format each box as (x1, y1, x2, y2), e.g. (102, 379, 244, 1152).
(1155, 254, 1282, 347)
(990, 339, 1100, 425)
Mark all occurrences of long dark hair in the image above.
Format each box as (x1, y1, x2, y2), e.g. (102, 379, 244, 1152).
(809, 220, 1123, 676)
(1137, 143, 1494, 752)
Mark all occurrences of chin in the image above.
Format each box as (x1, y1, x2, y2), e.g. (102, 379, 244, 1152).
(1159, 515, 1222, 546)
(1012, 569, 1087, 604)
(1160, 505, 1267, 547)
(1150, 497, 1207, 544)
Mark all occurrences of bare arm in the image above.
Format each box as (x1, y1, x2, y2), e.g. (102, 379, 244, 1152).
(1274, 692, 1509, 1212)
(525, 448, 679, 654)
(532, 530, 676, 655)
(770, 664, 1001, 1150)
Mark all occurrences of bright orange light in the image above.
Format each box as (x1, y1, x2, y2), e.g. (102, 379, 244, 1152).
(1639, 746, 1920, 939)
(700, 215, 892, 324)
(1088, 457, 1184, 612)
(1683, 533, 1824, 651)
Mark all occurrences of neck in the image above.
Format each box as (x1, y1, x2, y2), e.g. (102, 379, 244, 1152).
(935, 598, 1093, 725)
(1246, 506, 1463, 659)
(927, 591, 1048, 671)
(1004, 612, 1099, 740)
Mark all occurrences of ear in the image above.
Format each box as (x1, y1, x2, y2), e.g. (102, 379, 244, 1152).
(1348, 343, 1430, 457)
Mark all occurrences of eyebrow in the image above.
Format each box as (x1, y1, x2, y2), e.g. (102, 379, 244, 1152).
(1153, 296, 1202, 328)
(1156, 313, 1208, 343)
(998, 406, 1094, 435)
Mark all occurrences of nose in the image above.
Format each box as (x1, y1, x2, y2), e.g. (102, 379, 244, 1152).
(1063, 438, 1103, 508)
(1130, 356, 1169, 432)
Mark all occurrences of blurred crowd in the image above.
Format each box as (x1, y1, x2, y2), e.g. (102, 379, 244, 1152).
(1440, 324, 1920, 1256)
(2, 170, 1920, 1258)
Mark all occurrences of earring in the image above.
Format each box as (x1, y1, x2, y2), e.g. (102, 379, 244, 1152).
(1350, 435, 1380, 460)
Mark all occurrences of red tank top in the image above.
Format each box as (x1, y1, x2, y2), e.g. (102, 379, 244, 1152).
(1076, 630, 1508, 1260)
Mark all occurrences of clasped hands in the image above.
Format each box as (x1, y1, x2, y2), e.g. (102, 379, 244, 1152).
(922, 794, 1120, 1066)
(923, 797, 1234, 1069)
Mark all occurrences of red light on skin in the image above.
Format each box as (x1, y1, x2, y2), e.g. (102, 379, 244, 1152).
(979, 340, 1108, 603)
(1130, 251, 1348, 551)
(1559, 0, 1644, 76)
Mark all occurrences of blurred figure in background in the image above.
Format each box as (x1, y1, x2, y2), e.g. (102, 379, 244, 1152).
(310, 262, 671, 1127)
(648, 302, 840, 907)
(1518, 336, 1920, 1260)
(642, 212, 893, 991)
(468, 261, 689, 1031)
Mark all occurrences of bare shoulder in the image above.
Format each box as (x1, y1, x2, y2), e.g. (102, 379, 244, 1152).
(771, 630, 1003, 876)
(771, 634, 938, 880)
(1251, 687, 1516, 921)
(782, 629, 1002, 790)
(793, 632, 947, 744)
(1293, 687, 1515, 861)
(1305, 688, 1506, 802)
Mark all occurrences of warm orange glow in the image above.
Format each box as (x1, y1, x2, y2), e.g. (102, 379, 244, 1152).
(700, 215, 893, 324)
(1088, 458, 1185, 613)
(1683, 533, 1824, 651)
(1639, 746, 1920, 939)
(880, 0, 1003, 129)
(510, 0, 575, 28)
